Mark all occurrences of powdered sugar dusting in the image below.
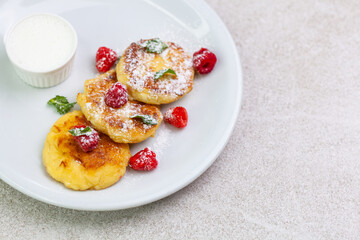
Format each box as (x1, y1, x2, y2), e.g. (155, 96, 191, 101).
(155, 26, 214, 52)
(151, 124, 174, 157)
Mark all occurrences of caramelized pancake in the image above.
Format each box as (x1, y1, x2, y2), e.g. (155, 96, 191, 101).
(77, 70, 162, 143)
(116, 39, 194, 104)
(43, 111, 131, 190)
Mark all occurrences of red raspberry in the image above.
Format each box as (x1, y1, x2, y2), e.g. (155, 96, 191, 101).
(71, 125, 99, 152)
(105, 82, 128, 108)
(193, 48, 217, 74)
(129, 148, 158, 171)
(95, 47, 118, 72)
(164, 106, 188, 128)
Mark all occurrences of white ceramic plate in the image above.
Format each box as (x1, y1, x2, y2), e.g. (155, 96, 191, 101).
(0, 0, 242, 211)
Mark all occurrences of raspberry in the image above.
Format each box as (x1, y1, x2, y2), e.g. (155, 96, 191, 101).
(193, 48, 217, 74)
(164, 106, 188, 128)
(105, 82, 128, 108)
(95, 47, 118, 72)
(71, 125, 99, 152)
(129, 148, 158, 171)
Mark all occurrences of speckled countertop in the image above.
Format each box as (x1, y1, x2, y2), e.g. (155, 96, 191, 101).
(1, 0, 360, 239)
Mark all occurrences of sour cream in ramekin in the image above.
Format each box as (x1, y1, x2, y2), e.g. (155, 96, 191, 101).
(4, 13, 78, 88)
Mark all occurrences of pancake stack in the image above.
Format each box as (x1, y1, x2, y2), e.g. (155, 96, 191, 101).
(43, 39, 194, 190)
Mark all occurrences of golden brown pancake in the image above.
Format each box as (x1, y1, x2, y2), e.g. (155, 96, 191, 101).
(42, 110, 131, 190)
(77, 70, 162, 143)
(116, 39, 194, 104)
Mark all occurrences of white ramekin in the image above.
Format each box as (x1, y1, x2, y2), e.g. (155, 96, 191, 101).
(4, 13, 78, 88)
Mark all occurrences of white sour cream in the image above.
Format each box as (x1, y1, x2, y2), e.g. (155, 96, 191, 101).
(6, 14, 77, 72)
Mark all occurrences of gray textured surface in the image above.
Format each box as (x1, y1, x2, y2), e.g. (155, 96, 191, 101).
(1, 0, 360, 239)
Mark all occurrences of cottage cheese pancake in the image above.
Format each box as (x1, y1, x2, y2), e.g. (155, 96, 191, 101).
(42, 110, 131, 190)
(116, 39, 194, 104)
(77, 70, 162, 143)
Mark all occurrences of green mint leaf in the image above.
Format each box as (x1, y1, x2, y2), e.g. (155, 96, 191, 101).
(130, 114, 158, 125)
(68, 126, 92, 136)
(154, 68, 177, 82)
(47, 95, 76, 114)
(139, 38, 168, 53)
